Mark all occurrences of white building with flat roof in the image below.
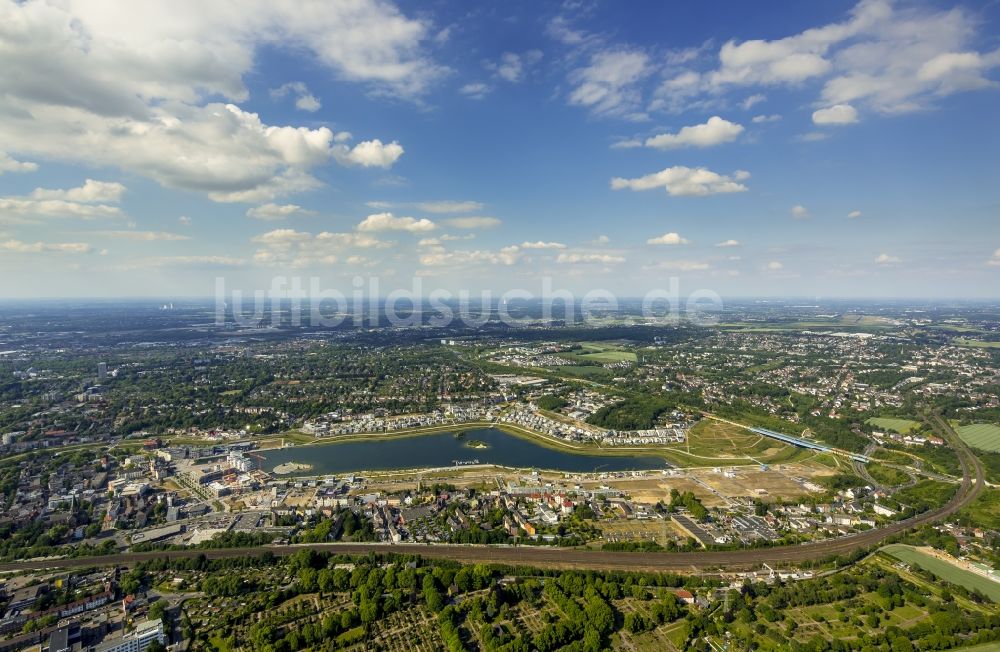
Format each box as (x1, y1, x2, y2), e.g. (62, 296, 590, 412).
(94, 619, 164, 652)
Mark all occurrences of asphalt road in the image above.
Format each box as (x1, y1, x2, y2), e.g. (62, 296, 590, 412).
(0, 414, 983, 574)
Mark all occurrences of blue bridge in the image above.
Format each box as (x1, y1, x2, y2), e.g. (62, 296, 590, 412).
(748, 427, 870, 463)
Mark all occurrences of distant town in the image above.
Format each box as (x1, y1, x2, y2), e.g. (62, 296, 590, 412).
(1, 299, 999, 650)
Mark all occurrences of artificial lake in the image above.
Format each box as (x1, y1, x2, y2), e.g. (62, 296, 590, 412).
(259, 427, 667, 475)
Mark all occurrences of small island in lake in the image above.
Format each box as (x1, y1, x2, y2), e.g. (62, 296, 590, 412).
(273, 461, 313, 474)
(465, 439, 489, 449)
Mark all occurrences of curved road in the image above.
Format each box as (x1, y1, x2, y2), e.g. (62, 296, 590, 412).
(853, 443, 885, 490)
(0, 414, 983, 574)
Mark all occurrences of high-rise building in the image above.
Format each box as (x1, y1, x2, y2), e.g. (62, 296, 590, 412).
(97, 361, 108, 381)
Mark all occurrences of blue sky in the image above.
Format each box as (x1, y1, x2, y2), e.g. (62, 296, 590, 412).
(0, 0, 998, 298)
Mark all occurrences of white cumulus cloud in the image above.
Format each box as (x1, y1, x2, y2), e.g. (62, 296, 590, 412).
(645, 116, 744, 150)
(251, 228, 313, 245)
(521, 241, 567, 250)
(646, 232, 690, 246)
(31, 180, 125, 203)
(420, 246, 523, 267)
(0, 238, 91, 253)
(0, 182, 126, 223)
(812, 104, 859, 125)
(556, 252, 626, 264)
(270, 82, 321, 112)
(334, 139, 404, 168)
(791, 205, 810, 219)
(0, 152, 38, 174)
(611, 166, 749, 197)
(0, 0, 429, 203)
(251, 228, 388, 268)
(356, 212, 435, 233)
(660, 1, 1000, 117)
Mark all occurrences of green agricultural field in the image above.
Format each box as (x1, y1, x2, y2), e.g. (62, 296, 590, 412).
(882, 544, 1000, 602)
(720, 314, 895, 331)
(867, 417, 920, 434)
(957, 423, 1000, 452)
(578, 340, 636, 349)
(929, 323, 988, 334)
(555, 341, 638, 364)
(578, 349, 638, 363)
(955, 338, 1000, 349)
(553, 365, 615, 379)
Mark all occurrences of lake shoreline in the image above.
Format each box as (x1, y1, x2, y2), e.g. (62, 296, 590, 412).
(259, 427, 668, 477)
(279, 421, 676, 460)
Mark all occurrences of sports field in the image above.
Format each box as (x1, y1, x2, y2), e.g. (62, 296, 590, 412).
(882, 544, 1000, 602)
(957, 423, 1000, 452)
(867, 417, 919, 434)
